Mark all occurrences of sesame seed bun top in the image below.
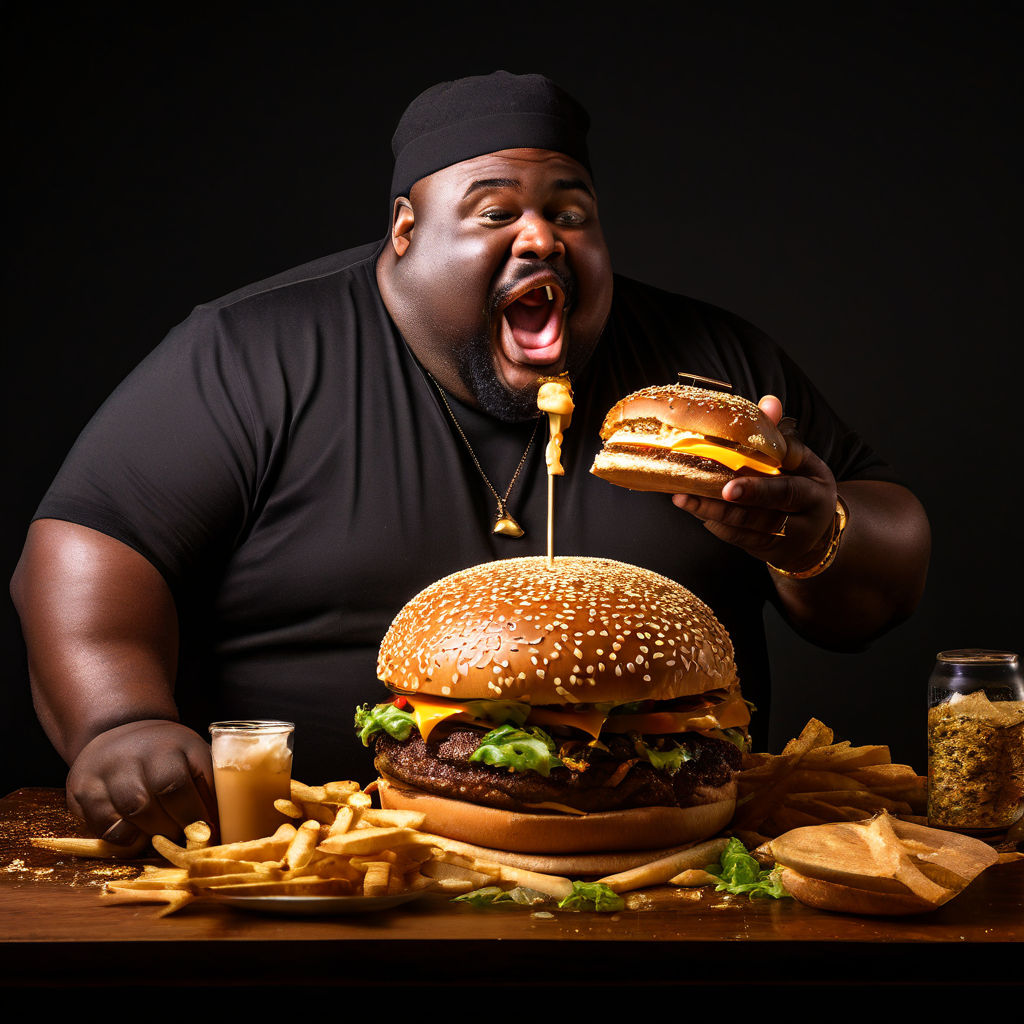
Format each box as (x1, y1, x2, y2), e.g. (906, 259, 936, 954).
(376, 555, 738, 704)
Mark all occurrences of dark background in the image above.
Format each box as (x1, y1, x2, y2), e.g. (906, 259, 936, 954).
(3, 3, 1019, 794)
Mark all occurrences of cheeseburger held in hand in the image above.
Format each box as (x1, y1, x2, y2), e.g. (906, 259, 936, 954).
(356, 556, 750, 874)
(590, 383, 784, 498)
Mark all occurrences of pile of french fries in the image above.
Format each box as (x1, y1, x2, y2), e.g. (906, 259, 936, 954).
(732, 718, 927, 840)
(76, 779, 581, 916)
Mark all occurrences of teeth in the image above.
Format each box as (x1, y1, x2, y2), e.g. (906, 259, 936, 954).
(544, 285, 554, 301)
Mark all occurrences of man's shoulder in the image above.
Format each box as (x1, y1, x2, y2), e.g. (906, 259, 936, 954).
(194, 240, 385, 315)
(612, 273, 757, 325)
(609, 273, 776, 350)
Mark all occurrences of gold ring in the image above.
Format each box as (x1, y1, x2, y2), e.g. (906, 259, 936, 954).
(772, 515, 789, 538)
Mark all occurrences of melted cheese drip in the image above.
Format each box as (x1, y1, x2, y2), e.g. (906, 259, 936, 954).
(403, 694, 466, 743)
(537, 379, 574, 477)
(606, 427, 780, 475)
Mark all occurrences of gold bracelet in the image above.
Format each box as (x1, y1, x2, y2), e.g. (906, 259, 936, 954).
(769, 497, 848, 579)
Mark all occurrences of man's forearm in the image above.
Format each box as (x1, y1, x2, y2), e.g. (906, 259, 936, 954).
(770, 480, 931, 649)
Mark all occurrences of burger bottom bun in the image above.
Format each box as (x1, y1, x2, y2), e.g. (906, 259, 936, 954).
(590, 449, 736, 498)
(777, 867, 949, 916)
(378, 776, 736, 865)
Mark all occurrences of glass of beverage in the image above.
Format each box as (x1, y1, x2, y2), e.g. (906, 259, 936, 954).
(208, 720, 294, 843)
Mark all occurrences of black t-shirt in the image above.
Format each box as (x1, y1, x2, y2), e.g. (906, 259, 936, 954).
(36, 240, 899, 782)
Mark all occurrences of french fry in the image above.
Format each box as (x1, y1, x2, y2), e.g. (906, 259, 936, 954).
(31, 834, 148, 859)
(284, 820, 321, 870)
(293, 801, 336, 825)
(359, 808, 426, 829)
(186, 857, 268, 878)
(316, 825, 425, 855)
(327, 805, 359, 836)
(290, 780, 328, 803)
(787, 789, 912, 813)
(323, 780, 362, 801)
(189, 870, 285, 890)
(184, 821, 212, 850)
(274, 799, 305, 819)
(763, 806, 826, 834)
(360, 861, 392, 897)
(138, 866, 190, 882)
(104, 875, 191, 892)
(153, 824, 296, 867)
(597, 837, 730, 893)
(421, 860, 499, 891)
(496, 862, 562, 895)
(101, 887, 195, 916)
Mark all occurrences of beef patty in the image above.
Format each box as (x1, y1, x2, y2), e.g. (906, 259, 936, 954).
(372, 725, 740, 814)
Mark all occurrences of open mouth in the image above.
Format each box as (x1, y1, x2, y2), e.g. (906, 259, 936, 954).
(498, 282, 567, 367)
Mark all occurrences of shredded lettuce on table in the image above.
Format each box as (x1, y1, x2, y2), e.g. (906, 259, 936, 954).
(557, 881, 625, 913)
(706, 837, 791, 900)
(454, 886, 551, 908)
(455, 881, 624, 912)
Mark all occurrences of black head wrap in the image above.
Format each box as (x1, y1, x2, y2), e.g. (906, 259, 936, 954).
(389, 70, 592, 203)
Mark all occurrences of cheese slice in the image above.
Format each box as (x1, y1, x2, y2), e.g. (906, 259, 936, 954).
(605, 428, 780, 475)
(401, 694, 468, 743)
(399, 690, 748, 743)
(527, 706, 611, 740)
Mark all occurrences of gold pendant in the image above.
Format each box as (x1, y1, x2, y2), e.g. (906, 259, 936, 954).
(493, 514, 525, 538)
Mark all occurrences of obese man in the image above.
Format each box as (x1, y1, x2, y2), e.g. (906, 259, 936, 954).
(10, 71, 930, 845)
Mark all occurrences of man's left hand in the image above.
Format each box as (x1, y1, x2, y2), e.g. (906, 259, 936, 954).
(671, 395, 837, 571)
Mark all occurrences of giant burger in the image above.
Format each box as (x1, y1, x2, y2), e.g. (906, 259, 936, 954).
(590, 383, 785, 498)
(356, 556, 750, 875)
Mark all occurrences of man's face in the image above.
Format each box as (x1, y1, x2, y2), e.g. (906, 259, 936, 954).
(391, 149, 613, 421)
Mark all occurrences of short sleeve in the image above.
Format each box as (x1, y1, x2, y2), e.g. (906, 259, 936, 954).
(34, 306, 262, 590)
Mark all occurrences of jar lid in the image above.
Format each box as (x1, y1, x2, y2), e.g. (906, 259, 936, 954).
(936, 649, 1018, 665)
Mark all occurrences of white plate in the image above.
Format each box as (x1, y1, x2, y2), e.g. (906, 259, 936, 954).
(207, 890, 429, 915)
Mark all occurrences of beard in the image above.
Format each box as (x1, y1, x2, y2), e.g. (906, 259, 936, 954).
(455, 333, 545, 423)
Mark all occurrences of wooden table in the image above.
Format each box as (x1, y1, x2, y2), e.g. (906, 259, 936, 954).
(3, 788, 1021, 995)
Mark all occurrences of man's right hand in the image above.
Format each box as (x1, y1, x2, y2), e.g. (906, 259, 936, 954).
(65, 719, 217, 845)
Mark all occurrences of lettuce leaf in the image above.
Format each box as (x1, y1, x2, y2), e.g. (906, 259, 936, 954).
(636, 739, 693, 773)
(469, 724, 563, 776)
(557, 881, 625, 912)
(454, 886, 550, 908)
(453, 886, 517, 907)
(354, 702, 416, 746)
(706, 837, 791, 900)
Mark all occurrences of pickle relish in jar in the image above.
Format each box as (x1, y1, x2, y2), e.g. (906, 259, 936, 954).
(926, 650, 1024, 833)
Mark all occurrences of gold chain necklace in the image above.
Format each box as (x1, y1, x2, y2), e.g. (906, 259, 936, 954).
(427, 373, 539, 537)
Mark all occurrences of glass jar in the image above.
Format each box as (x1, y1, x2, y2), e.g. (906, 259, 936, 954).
(927, 650, 1024, 833)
